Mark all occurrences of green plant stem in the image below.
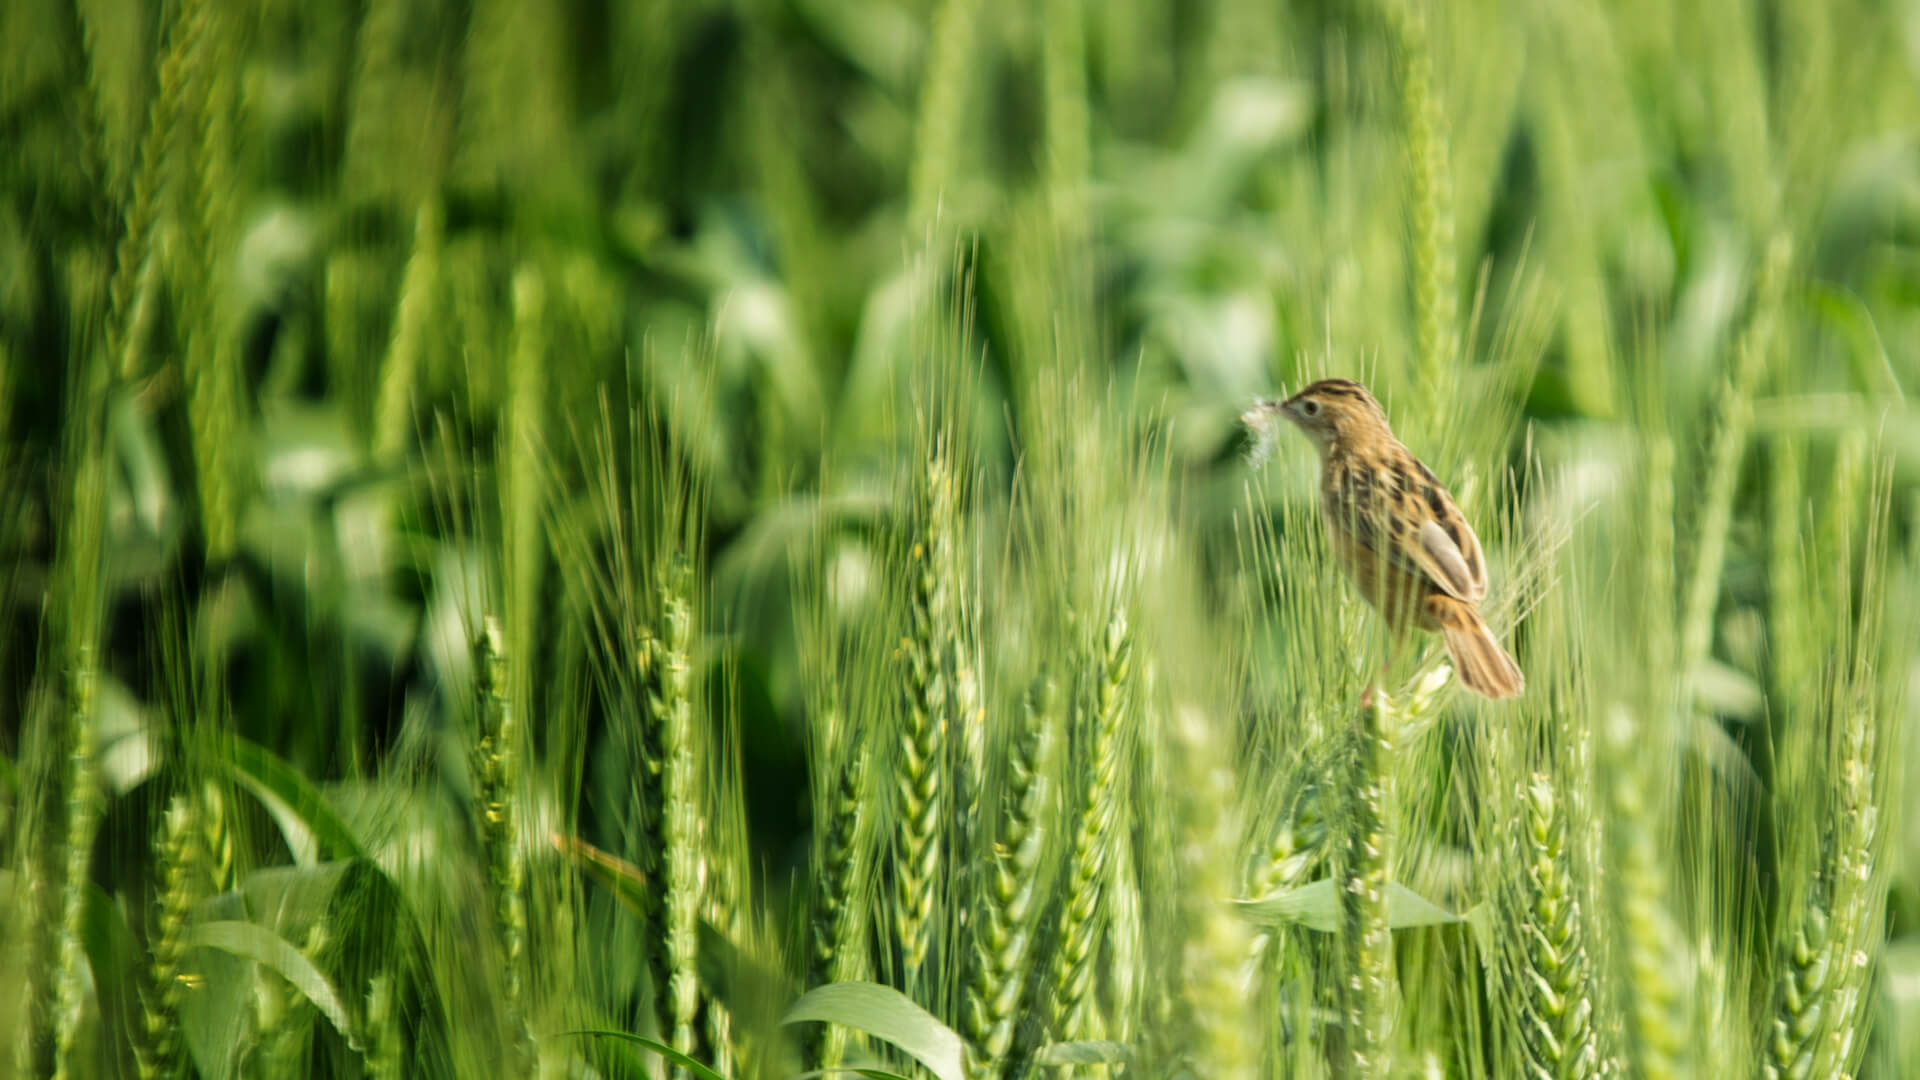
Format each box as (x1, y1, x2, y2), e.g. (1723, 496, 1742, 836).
(655, 578, 704, 1074)
(1679, 234, 1791, 679)
(1337, 692, 1395, 1080)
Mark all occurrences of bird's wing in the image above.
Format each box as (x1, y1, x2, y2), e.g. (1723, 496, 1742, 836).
(1397, 458, 1487, 603)
(1408, 517, 1485, 603)
(1329, 453, 1488, 604)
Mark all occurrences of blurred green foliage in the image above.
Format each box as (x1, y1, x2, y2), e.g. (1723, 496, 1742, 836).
(2, 0, 1919, 1076)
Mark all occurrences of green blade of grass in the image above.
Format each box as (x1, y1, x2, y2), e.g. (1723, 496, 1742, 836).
(183, 920, 358, 1050)
(222, 736, 367, 864)
(781, 982, 967, 1080)
(562, 1030, 733, 1080)
(1232, 879, 1463, 933)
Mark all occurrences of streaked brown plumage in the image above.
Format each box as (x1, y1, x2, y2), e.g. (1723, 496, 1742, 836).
(1245, 378, 1524, 699)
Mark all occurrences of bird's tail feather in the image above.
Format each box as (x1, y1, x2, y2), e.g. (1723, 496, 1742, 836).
(1426, 595, 1524, 700)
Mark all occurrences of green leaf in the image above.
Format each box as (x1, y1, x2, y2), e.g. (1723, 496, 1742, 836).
(1035, 1041, 1133, 1067)
(564, 1030, 732, 1080)
(81, 883, 144, 1077)
(782, 982, 967, 1080)
(223, 737, 367, 864)
(241, 862, 353, 937)
(184, 920, 358, 1049)
(180, 918, 251, 1080)
(1233, 879, 1464, 932)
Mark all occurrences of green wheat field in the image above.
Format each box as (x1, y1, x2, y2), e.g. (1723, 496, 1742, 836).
(3, 0, 1919, 1077)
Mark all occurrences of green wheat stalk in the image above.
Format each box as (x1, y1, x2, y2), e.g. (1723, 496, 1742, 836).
(1765, 879, 1849, 1080)
(343, 0, 406, 197)
(1167, 692, 1257, 1080)
(48, 655, 100, 1080)
(46, 201, 115, 1080)
(505, 266, 548, 699)
(810, 728, 876, 990)
(140, 795, 200, 1080)
(1605, 705, 1687, 1080)
(496, 265, 547, 1069)
(1768, 435, 1813, 775)
(1109, 818, 1147, 1050)
(178, 0, 243, 560)
(550, 397, 713, 1068)
(895, 452, 960, 993)
(953, 615, 985, 873)
(908, 0, 982, 230)
(1765, 703, 1884, 1080)
(472, 616, 530, 1068)
(70, 0, 125, 200)
(1381, 0, 1458, 409)
(1591, 424, 1686, 1080)
(1047, 606, 1133, 1044)
(1513, 774, 1601, 1080)
(105, 0, 197, 382)
(1042, 0, 1090, 226)
(1818, 434, 1865, 644)
(1765, 457, 1892, 1080)
(701, 726, 748, 1080)
(1643, 431, 1678, 679)
(1679, 233, 1791, 678)
(652, 569, 705, 1072)
(965, 675, 1060, 1077)
(1817, 708, 1882, 1078)
(1337, 694, 1396, 1080)
(808, 727, 876, 1069)
(373, 199, 443, 460)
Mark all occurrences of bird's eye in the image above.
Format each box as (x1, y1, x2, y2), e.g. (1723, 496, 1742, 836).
(1302, 400, 1321, 417)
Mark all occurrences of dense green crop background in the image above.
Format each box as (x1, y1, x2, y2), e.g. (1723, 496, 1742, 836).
(2, 0, 1919, 1077)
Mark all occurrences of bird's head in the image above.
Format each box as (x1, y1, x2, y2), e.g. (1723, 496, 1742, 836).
(1244, 378, 1391, 455)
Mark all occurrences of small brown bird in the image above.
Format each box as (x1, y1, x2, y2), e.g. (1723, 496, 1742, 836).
(1245, 378, 1524, 699)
